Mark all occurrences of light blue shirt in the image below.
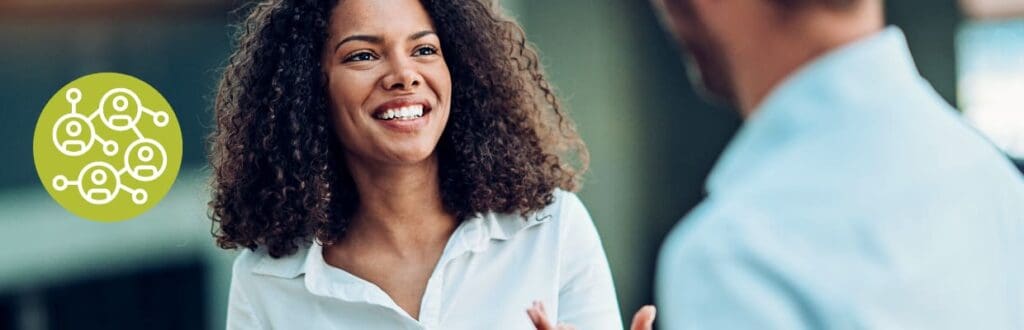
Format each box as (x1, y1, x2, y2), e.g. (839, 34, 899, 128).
(657, 27, 1024, 329)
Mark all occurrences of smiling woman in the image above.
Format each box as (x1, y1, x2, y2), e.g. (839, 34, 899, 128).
(322, 0, 453, 167)
(208, 0, 620, 329)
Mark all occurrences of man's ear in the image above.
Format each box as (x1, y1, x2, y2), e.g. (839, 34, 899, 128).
(653, 0, 687, 18)
(655, 0, 716, 22)
(650, 0, 692, 36)
(650, 0, 674, 25)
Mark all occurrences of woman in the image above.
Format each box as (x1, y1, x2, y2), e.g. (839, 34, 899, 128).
(209, 0, 623, 328)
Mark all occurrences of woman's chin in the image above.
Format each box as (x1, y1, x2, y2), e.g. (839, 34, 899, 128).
(374, 145, 438, 166)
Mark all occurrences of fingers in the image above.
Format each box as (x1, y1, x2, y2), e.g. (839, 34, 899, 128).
(527, 301, 577, 330)
(527, 300, 553, 330)
(630, 305, 657, 330)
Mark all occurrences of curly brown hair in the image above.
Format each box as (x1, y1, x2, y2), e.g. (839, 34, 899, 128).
(209, 0, 588, 258)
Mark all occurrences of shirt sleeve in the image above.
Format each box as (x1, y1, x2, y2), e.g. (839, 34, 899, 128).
(226, 251, 265, 330)
(555, 192, 624, 330)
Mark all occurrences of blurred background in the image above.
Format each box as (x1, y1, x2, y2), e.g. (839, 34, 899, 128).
(0, 0, 1021, 329)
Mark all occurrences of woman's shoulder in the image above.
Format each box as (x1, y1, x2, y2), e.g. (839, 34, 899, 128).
(491, 189, 595, 240)
(509, 189, 608, 271)
(540, 188, 590, 225)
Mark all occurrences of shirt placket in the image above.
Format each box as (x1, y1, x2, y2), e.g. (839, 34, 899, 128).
(418, 217, 489, 329)
(417, 269, 445, 329)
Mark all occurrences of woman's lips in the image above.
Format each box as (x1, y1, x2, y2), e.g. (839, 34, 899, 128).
(371, 98, 433, 133)
(372, 99, 432, 118)
(374, 103, 427, 120)
(375, 110, 429, 133)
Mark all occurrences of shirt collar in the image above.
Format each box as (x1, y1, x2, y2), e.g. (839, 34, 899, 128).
(706, 26, 923, 195)
(249, 210, 550, 281)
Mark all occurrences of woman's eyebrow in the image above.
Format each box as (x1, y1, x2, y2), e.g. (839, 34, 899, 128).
(334, 34, 382, 53)
(409, 30, 436, 41)
(333, 30, 436, 53)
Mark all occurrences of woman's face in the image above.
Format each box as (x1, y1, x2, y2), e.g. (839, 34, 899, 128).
(322, 0, 452, 167)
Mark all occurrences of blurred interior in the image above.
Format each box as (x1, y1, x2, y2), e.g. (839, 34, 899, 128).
(0, 0, 1021, 328)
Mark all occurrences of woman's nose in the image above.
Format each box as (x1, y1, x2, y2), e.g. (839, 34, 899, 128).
(381, 59, 422, 91)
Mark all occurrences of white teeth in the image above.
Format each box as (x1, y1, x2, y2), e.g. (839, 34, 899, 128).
(376, 104, 426, 120)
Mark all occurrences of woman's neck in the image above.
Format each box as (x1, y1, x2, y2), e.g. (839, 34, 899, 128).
(341, 154, 457, 256)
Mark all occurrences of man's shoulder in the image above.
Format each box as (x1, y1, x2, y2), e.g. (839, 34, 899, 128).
(668, 193, 867, 258)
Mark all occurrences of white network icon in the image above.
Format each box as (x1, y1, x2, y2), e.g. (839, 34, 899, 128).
(50, 87, 171, 205)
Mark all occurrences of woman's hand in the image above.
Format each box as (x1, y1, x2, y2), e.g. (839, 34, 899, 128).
(526, 301, 656, 330)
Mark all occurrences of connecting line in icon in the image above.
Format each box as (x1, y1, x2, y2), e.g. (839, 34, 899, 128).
(50, 87, 170, 205)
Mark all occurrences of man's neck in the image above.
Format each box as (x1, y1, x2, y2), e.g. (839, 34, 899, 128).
(731, 5, 884, 117)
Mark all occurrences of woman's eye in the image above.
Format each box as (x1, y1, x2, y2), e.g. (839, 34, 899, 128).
(344, 52, 377, 63)
(414, 46, 438, 56)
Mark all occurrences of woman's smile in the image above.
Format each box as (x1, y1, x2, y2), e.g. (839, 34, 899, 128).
(370, 98, 434, 133)
(321, 0, 452, 166)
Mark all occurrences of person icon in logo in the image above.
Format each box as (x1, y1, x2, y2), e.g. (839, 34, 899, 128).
(124, 138, 167, 182)
(52, 113, 95, 157)
(76, 162, 121, 205)
(51, 88, 97, 157)
(98, 88, 145, 131)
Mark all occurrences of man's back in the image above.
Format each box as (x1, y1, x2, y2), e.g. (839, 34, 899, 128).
(657, 28, 1024, 329)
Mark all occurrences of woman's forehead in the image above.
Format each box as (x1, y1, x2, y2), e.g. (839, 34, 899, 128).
(328, 0, 436, 36)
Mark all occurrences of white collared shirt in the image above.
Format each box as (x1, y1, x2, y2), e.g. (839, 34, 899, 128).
(226, 190, 622, 330)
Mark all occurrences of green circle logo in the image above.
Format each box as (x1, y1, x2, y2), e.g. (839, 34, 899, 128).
(33, 72, 183, 222)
